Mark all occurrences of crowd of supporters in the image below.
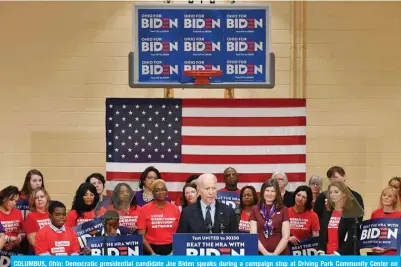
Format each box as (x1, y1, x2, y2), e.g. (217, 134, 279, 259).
(0, 166, 399, 256)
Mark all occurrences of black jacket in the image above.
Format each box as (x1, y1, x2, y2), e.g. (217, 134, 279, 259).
(318, 210, 361, 255)
(314, 188, 364, 219)
(177, 199, 238, 233)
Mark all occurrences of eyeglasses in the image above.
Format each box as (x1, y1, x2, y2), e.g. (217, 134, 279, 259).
(310, 183, 321, 187)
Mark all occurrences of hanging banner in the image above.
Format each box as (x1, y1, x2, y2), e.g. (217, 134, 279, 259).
(135, 6, 270, 85)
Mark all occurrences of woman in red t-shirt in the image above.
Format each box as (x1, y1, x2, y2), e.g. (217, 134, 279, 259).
(23, 188, 51, 247)
(288, 185, 319, 246)
(250, 179, 290, 255)
(179, 183, 198, 212)
(318, 181, 360, 255)
(0, 186, 25, 253)
(137, 179, 180, 256)
(109, 183, 141, 232)
(238, 186, 258, 233)
(66, 182, 105, 228)
(370, 186, 401, 255)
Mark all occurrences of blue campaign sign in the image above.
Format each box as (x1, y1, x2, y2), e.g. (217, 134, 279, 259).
(173, 233, 258, 255)
(359, 218, 401, 250)
(289, 237, 320, 256)
(87, 235, 143, 256)
(72, 218, 104, 248)
(0, 250, 23, 267)
(217, 191, 240, 210)
(132, 5, 272, 88)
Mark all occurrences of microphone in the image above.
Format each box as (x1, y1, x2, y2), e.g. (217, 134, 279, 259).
(219, 212, 225, 233)
(205, 222, 213, 234)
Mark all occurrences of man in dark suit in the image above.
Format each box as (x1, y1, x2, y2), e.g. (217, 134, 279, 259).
(314, 166, 364, 219)
(177, 173, 238, 233)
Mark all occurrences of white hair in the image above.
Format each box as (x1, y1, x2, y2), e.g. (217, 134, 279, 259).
(270, 171, 288, 186)
(197, 173, 217, 188)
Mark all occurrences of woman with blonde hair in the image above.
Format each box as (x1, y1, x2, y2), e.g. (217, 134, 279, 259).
(370, 186, 401, 255)
(23, 188, 51, 248)
(137, 179, 180, 255)
(318, 181, 361, 255)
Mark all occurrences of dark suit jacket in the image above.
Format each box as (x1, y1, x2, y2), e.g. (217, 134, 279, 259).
(177, 199, 238, 233)
(318, 210, 361, 255)
(314, 188, 364, 219)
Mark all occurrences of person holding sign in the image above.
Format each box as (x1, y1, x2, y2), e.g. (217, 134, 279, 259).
(66, 183, 105, 227)
(238, 186, 258, 233)
(250, 179, 290, 255)
(177, 173, 238, 234)
(288, 186, 320, 245)
(23, 188, 51, 249)
(95, 210, 121, 237)
(34, 201, 80, 256)
(110, 183, 141, 232)
(0, 186, 25, 253)
(137, 179, 180, 255)
(318, 181, 361, 255)
(369, 186, 401, 255)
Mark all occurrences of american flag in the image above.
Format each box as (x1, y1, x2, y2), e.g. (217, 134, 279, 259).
(106, 98, 306, 201)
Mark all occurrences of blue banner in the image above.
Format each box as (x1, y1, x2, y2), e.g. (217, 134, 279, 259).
(359, 218, 401, 250)
(173, 233, 258, 255)
(87, 235, 143, 256)
(289, 237, 320, 256)
(10, 255, 401, 267)
(136, 8, 268, 84)
(72, 218, 104, 248)
(217, 191, 240, 210)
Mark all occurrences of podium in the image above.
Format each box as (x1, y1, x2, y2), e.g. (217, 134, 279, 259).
(173, 233, 258, 256)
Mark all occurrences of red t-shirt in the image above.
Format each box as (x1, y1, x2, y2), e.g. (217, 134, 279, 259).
(24, 211, 51, 235)
(238, 210, 251, 233)
(137, 202, 180, 245)
(34, 225, 80, 255)
(218, 188, 241, 193)
(65, 208, 106, 228)
(116, 206, 142, 228)
(0, 208, 24, 237)
(326, 210, 342, 254)
(288, 207, 320, 241)
(370, 209, 401, 255)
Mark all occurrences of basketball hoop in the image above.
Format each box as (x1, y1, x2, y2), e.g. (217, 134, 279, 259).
(184, 70, 223, 85)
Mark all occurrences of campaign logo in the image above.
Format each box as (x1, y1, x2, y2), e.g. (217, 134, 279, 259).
(183, 16, 221, 29)
(226, 17, 263, 29)
(183, 37, 221, 52)
(186, 247, 245, 256)
(226, 39, 263, 52)
(141, 38, 179, 52)
(91, 245, 140, 256)
(226, 60, 263, 75)
(141, 61, 179, 76)
(183, 60, 221, 71)
(360, 225, 398, 240)
(140, 15, 178, 29)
